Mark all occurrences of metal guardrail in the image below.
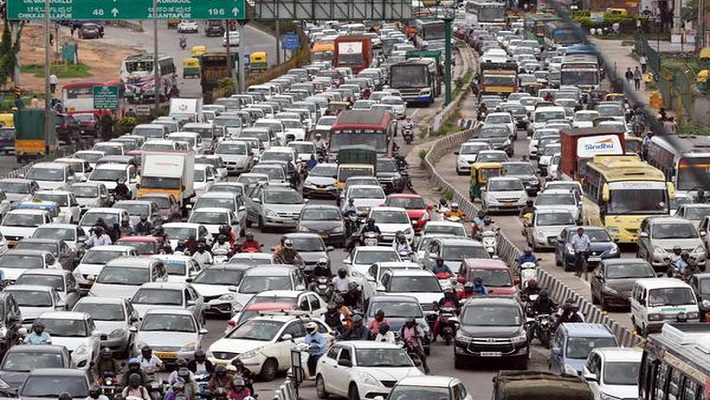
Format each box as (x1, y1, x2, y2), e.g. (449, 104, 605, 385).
(422, 128, 642, 348)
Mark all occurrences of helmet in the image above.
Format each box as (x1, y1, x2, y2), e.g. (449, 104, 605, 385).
(439, 198, 447, 205)
(338, 267, 347, 275)
(451, 202, 459, 210)
(673, 245, 682, 253)
(101, 347, 113, 358)
(232, 377, 245, 387)
(128, 357, 140, 366)
(176, 358, 188, 368)
(141, 346, 152, 354)
(316, 257, 328, 267)
(197, 242, 206, 250)
(315, 133, 322, 138)
(215, 366, 227, 375)
(483, 216, 492, 225)
(59, 393, 72, 400)
(173, 382, 185, 391)
(128, 373, 142, 385)
(464, 282, 474, 290)
(89, 385, 101, 395)
(220, 225, 231, 234)
(375, 309, 385, 318)
(348, 198, 354, 204)
(284, 239, 294, 248)
(473, 276, 483, 284)
(526, 199, 533, 206)
(306, 321, 319, 334)
(246, 232, 254, 240)
(327, 302, 337, 311)
(232, 358, 244, 368)
(539, 290, 549, 301)
(378, 322, 390, 334)
(681, 251, 690, 260)
(405, 317, 416, 325)
(217, 234, 227, 241)
(352, 315, 363, 324)
(524, 247, 532, 255)
(140, 214, 148, 220)
(195, 349, 206, 359)
(94, 226, 104, 234)
(213, 388, 228, 398)
(178, 367, 190, 378)
(564, 297, 575, 305)
(528, 279, 538, 287)
(367, 218, 375, 224)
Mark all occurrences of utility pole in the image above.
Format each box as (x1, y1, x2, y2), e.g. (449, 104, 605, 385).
(225, 19, 234, 93)
(43, 0, 51, 154)
(153, 0, 160, 109)
(444, 14, 453, 105)
(276, 21, 281, 65)
(237, 21, 246, 93)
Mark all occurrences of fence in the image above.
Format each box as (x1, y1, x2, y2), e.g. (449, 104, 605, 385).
(273, 379, 297, 400)
(422, 127, 642, 348)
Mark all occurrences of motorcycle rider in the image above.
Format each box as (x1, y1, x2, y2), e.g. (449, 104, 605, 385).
(219, 225, 237, 247)
(521, 278, 541, 302)
(667, 246, 689, 277)
(304, 322, 327, 376)
(557, 298, 585, 327)
(374, 322, 396, 344)
(527, 290, 557, 340)
(119, 219, 135, 237)
(179, 34, 187, 48)
(336, 297, 353, 330)
(135, 215, 153, 236)
(212, 234, 233, 256)
(275, 239, 303, 264)
(91, 348, 123, 384)
(332, 268, 352, 297)
(121, 373, 151, 400)
(432, 257, 454, 276)
(361, 218, 382, 236)
(114, 178, 130, 201)
(401, 117, 415, 139)
(306, 154, 318, 171)
(163, 381, 186, 400)
(341, 198, 358, 215)
(457, 282, 476, 301)
(187, 349, 214, 375)
(313, 133, 327, 151)
(471, 277, 488, 295)
(311, 257, 331, 278)
(139, 346, 163, 371)
(433, 288, 460, 342)
(85, 385, 109, 400)
(122, 358, 148, 387)
(168, 359, 195, 385)
(400, 317, 430, 373)
(392, 232, 412, 255)
(340, 315, 371, 340)
(444, 203, 466, 219)
(477, 103, 488, 120)
(191, 242, 213, 267)
(228, 377, 251, 400)
(436, 197, 450, 216)
(322, 302, 345, 333)
(207, 367, 231, 392)
(230, 359, 254, 395)
(176, 368, 199, 400)
(238, 233, 261, 252)
(471, 210, 486, 236)
(519, 199, 535, 219)
(85, 226, 112, 247)
(24, 321, 52, 344)
(367, 309, 389, 335)
(516, 247, 538, 267)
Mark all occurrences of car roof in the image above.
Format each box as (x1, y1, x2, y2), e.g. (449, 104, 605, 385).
(371, 206, 408, 213)
(591, 347, 642, 362)
(6, 344, 66, 353)
(385, 269, 436, 277)
(5, 284, 56, 292)
(368, 294, 419, 303)
(396, 375, 458, 387)
(197, 192, 237, 199)
(87, 245, 135, 252)
(463, 258, 508, 269)
(35, 223, 81, 230)
(105, 257, 157, 267)
(244, 265, 295, 276)
(39, 311, 89, 320)
(645, 216, 695, 225)
(17, 269, 69, 277)
(634, 277, 693, 289)
(36, 190, 71, 195)
(355, 246, 395, 252)
(561, 323, 615, 338)
(138, 282, 190, 290)
(17, 238, 62, 245)
(116, 236, 160, 243)
(437, 237, 481, 246)
(464, 295, 518, 306)
(143, 308, 194, 316)
(602, 258, 650, 266)
(75, 296, 127, 305)
(7, 209, 49, 216)
(253, 290, 304, 298)
(2, 249, 50, 257)
(336, 341, 401, 349)
(27, 368, 87, 376)
(190, 207, 232, 213)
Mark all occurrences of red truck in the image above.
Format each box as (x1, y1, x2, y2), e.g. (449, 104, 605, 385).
(334, 36, 373, 74)
(559, 126, 626, 180)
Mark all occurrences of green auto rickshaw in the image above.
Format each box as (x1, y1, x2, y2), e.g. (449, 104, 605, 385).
(469, 162, 504, 201)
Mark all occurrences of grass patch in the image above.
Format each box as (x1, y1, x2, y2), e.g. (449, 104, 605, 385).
(435, 110, 464, 136)
(660, 54, 707, 75)
(20, 63, 92, 78)
(453, 70, 474, 99)
(679, 123, 710, 135)
(596, 32, 671, 41)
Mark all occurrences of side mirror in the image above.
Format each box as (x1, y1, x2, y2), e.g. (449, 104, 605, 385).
(639, 232, 649, 238)
(454, 151, 459, 155)
(78, 236, 88, 242)
(582, 370, 598, 382)
(238, 206, 246, 212)
(252, 198, 261, 203)
(228, 285, 238, 292)
(187, 300, 196, 306)
(129, 326, 138, 333)
(337, 359, 352, 367)
(326, 246, 334, 252)
(281, 333, 293, 341)
(551, 347, 561, 356)
(199, 328, 209, 335)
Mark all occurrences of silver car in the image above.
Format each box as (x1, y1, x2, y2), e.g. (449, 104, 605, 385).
(130, 282, 206, 321)
(637, 216, 707, 270)
(523, 209, 576, 251)
(245, 185, 307, 230)
(534, 189, 581, 224)
(130, 308, 208, 361)
(72, 296, 139, 358)
(482, 177, 528, 213)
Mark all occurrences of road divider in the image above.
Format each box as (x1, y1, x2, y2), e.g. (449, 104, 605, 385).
(421, 128, 642, 348)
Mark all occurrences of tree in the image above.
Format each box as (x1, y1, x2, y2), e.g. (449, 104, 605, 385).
(0, 19, 23, 87)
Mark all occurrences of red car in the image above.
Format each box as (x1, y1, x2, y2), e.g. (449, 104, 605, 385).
(115, 236, 162, 255)
(385, 194, 431, 233)
(457, 258, 517, 296)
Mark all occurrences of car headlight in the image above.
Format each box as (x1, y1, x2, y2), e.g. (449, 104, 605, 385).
(73, 269, 83, 280)
(358, 372, 380, 387)
(333, 226, 344, 233)
(692, 245, 706, 255)
(180, 342, 197, 352)
(654, 246, 668, 257)
(511, 332, 527, 343)
(702, 299, 710, 308)
(503, 139, 511, 146)
(609, 244, 619, 254)
(566, 244, 575, 254)
(206, 349, 214, 358)
(109, 329, 126, 338)
(687, 311, 699, 319)
(487, 196, 499, 204)
(298, 226, 311, 233)
(404, 228, 413, 236)
(240, 347, 263, 359)
(350, 270, 365, 279)
(0, 327, 7, 338)
(74, 344, 88, 355)
(135, 340, 147, 350)
(601, 393, 621, 400)
(265, 209, 278, 217)
(218, 293, 234, 301)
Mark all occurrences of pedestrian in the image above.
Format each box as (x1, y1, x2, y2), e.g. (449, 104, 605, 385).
(70, 26, 75, 38)
(49, 74, 58, 95)
(663, 116, 678, 133)
(570, 227, 591, 280)
(633, 66, 642, 90)
(639, 53, 648, 73)
(625, 67, 634, 88)
(30, 95, 39, 108)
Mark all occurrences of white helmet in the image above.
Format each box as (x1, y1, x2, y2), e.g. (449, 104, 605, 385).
(306, 321, 319, 334)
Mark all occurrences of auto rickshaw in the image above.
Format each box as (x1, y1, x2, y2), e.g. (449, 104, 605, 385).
(469, 162, 504, 201)
(0, 113, 14, 128)
(327, 101, 350, 115)
(182, 57, 201, 78)
(249, 52, 268, 73)
(605, 93, 626, 104)
(191, 45, 207, 58)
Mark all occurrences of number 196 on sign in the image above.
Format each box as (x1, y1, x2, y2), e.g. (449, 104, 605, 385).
(208, 8, 225, 15)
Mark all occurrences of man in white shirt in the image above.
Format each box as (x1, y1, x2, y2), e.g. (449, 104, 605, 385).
(374, 322, 396, 344)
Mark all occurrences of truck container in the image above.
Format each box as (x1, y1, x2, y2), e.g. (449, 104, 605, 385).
(13, 109, 57, 163)
(559, 126, 625, 180)
(169, 98, 203, 123)
(492, 371, 594, 400)
(334, 36, 373, 74)
(137, 150, 195, 207)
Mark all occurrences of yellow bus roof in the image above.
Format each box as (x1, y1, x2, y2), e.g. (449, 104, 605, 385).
(312, 42, 334, 52)
(588, 155, 666, 181)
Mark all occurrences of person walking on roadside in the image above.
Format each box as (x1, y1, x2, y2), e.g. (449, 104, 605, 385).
(663, 116, 678, 133)
(633, 67, 642, 90)
(570, 227, 591, 280)
(49, 74, 58, 95)
(639, 53, 648, 73)
(625, 67, 634, 88)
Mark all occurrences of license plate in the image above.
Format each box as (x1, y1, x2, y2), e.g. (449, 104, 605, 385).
(588, 257, 601, 262)
(155, 352, 177, 359)
(480, 352, 502, 357)
(320, 234, 329, 239)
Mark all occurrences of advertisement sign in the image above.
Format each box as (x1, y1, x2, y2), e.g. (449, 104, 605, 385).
(577, 134, 623, 157)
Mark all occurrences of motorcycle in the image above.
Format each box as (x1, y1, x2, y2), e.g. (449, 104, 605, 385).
(480, 229, 498, 256)
(213, 248, 230, 264)
(313, 276, 334, 302)
(143, 366, 164, 400)
(179, 37, 187, 50)
(532, 313, 552, 348)
(402, 126, 414, 144)
(289, 342, 316, 381)
(519, 262, 538, 290)
(194, 373, 211, 400)
(362, 232, 379, 247)
(477, 110, 487, 121)
(435, 272, 455, 291)
(343, 212, 360, 238)
(438, 306, 458, 345)
(100, 371, 118, 400)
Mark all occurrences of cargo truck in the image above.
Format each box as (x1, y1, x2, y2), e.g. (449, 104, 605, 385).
(559, 126, 625, 180)
(137, 150, 195, 208)
(334, 36, 373, 74)
(479, 62, 518, 96)
(13, 109, 57, 163)
(492, 371, 594, 400)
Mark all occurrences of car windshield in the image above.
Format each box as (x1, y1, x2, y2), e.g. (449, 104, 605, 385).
(192, 268, 245, 285)
(195, 197, 235, 211)
(26, 168, 64, 182)
(0, 254, 43, 269)
(462, 305, 521, 326)
(3, 213, 44, 227)
(190, 211, 228, 225)
(576, 112, 598, 121)
(302, 208, 340, 221)
(582, 230, 612, 242)
(355, 348, 413, 367)
(350, 187, 384, 199)
(21, 375, 88, 398)
(264, 190, 303, 204)
(652, 223, 699, 239)
(216, 142, 248, 155)
(377, 160, 398, 173)
(41, 318, 88, 337)
(133, 288, 182, 305)
(389, 276, 440, 293)
(505, 164, 534, 175)
(290, 236, 325, 251)
(239, 275, 291, 293)
(368, 301, 423, 318)
(310, 165, 337, 177)
(250, 296, 295, 304)
(606, 262, 654, 279)
(389, 387, 449, 400)
(72, 302, 125, 321)
(565, 337, 618, 359)
(441, 245, 488, 260)
(114, 203, 149, 216)
(371, 210, 409, 224)
(194, 170, 206, 182)
(82, 212, 119, 226)
(477, 152, 506, 162)
(141, 196, 171, 209)
(354, 250, 399, 264)
(648, 288, 696, 307)
(468, 269, 512, 287)
(460, 144, 487, 155)
(15, 275, 63, 291)
(683, 207, 710, 220)
(597, 105, 623, 117)
(227, 319, 283, 340)
(33, 227, 76, 242)
(117, 240, 156, 255)
(536, 194, 575, 206)
(603, 361, 640, 386)
(537, 212, 575, 226)
(1, 351, 65, 372)
(0, 181, 30, 194)
(229, 255, 273, 266)
(140, 313, 195, 332)
(163, 226, 195, 241)
(160, 259, 188, 276)
(90, 168, 125, 181)
(96, 266, 149, 285)
(262, 151, 293, 162)
(69, 185, 99, 198)
(34, 193, 69, 207)
(479, 127, 509, 138)
(15, 242, 58, 257)
(425, 225, 466, 236)
(489, 180, 522, 191)
(8, 289, 53, 307)
(386, 197, 426, 209)
(252, 166, 285, 180)
(82, 250, 125, 265)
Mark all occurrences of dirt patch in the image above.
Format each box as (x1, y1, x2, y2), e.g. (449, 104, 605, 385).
(13, 23, 139, 92)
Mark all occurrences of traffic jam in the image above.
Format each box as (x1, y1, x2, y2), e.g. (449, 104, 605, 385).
(0, 2, 710, 400)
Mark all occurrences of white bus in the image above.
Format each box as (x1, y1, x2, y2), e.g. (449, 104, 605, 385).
(559, 54, 600, 92)
(647, 135, 710, 199)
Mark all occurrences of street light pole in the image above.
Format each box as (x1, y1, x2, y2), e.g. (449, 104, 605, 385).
(43, 0, 51, 154)
(153, 0, 160, 109)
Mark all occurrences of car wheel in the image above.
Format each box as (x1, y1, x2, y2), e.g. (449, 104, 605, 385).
(591, 291, 599, 305)
(315, 375, 328, 399)
(259, 358, 278, 381)
(454, 354, 465, 369)
(348, 384, 360, 400)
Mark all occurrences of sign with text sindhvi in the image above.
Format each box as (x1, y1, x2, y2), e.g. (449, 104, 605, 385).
(6, 0, 245, 21)
(93, 85, 119, 110)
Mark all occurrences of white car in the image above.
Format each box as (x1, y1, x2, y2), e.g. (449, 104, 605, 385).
(528, 128, 559, 159)
(31, 191, 81, 224)
(287, 141, 317, 163)
(227, 289, 327, 331)
(573, 110, 600, 129)
(130, 282, 206, 320)
(345, 246, 401, 286)
(534, 189, 581, 224)
(188, 207, 244, 237)
(0, 209, 52, 247)
(177, 20, 199, 33)
(35, 311, 102, 370)
(482, 48, 508, 63)
(455, 141, 491, 175)
(420, 221, 468, 238)
(78, 207, 130, 231)
(68, 182, 112, 210)
(31, 223, 89, 251)
(482, 112, 516, 137)
(386, 376, 473, 400)
(482, 177, 529, 213)
(280, 119, 307, 142)
(222, 30, 240, 47)
(379, 269, 443, 315)
(194, 164, 219, 197)
(189, 264, 253, 318)
(73, 245, 139, 295)
(208, 314, 333, 381)
(131, 308, 208, 363)
(5, 285, 64, 325)
(344, 185, 386, 217)
(162, 222, 213, 249)
(368, 207, 414, 244)
(380, 96, 406, 119)
(582, 348, 642, 400)
(215, 141, 253, 175)
(151, 254, 203, 283)
(87, 164, 139, 198)
(315, 341, 424, 400)
(0, 249, 62, 283)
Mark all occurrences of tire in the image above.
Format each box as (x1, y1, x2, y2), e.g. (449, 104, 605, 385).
(454, 354, 465, 369)
(259, 358, 278, 381)
(540, 330, 550, 349)
(445, 336, 451, 346)
(591, 291, 599, 305)
(348, 384, 360, 400)
(316, 375, 328, 399)
(517, 355, 528, 370)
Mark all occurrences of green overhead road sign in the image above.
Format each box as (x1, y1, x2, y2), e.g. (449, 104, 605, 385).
(7, 0, 246, 20)
(93, 85, 119, 110)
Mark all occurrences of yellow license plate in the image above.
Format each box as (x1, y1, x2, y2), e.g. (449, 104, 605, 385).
(155, 352, 177, 359)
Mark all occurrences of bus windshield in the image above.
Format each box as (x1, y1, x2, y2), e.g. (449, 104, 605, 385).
(126, 61, 153, 74)
(390, 66, 429, 88)
(607, 186, 668, 215)
(677, 160, 710, 190)
(329, 133, 388, 153)
(561, 70, 599, 86)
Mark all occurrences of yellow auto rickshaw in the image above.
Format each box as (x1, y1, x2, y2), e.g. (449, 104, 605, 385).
(182, 57, 201, 79)
(249, 52, 268, 73)
(605, 93, 626, 104)
(327, 101, 350, 115)
(191, 45, 207, 58)
(469, 162, 504, 201)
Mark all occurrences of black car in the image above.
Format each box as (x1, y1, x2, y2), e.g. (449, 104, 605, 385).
(554, 226, 620, 271)
(376, 158, 405, 194)
(282, 233, 333, 275)
(502, 162, 539, 196)
(78, 23, 103, 39)
(0, 128, 15, 155)
(0, 292, 22, 356)
(205, 20, 225, 37)
(454, 296, 528, 370)
(476, 125, 513, 157)
(296, 205, 346, 248)
(591, 259, 656, 311)
(0, 345, 72, 391)
(55, 113, 80, 144)
(688, 272, 710, 321)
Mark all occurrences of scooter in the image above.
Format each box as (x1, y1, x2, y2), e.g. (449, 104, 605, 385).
(480, 229, 498, 256)
(213, 248, 229, 264)
(143, 366, 164, 400)
(313, 276, 334, 303)
(435, 272, 455, 291)
(437, 306, 457, 345)
(289, 342, 316, 381)
(179, 37, 187, 50)
(519, 262, 538, 290)
(362, 232, 379, 247)
(194, 373, 211, 400)
(403, 127, 414, 144)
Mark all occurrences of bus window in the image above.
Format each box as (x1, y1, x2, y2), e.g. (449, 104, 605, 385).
(681, 379, 699, 400)
(655, 363, 669, 400)
(668, 368, 682, 400)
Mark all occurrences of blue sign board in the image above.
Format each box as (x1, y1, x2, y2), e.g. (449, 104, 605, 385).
(244, 54, 251, 65)
(281, 34, 300, 50)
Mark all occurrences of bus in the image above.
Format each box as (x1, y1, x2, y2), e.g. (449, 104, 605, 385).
(119, 53, 176, 103)
(543, 21, 584, 48)
(465, 1, 506, 25)
(389, 59, 440, 105)
(560, 54, 600, 92)
(311, 41, 334, 63)
(62, 81, 123, 114)
(524, 13, 561, 44)
(582, 155, 675, 244)
(647, 135, 710, 198)
(639, 323, 710, 400)
(412, 19, 446, 42)
(328, 109, 394, 156)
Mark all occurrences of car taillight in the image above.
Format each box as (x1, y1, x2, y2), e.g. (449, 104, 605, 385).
(227, 320, 236, 327)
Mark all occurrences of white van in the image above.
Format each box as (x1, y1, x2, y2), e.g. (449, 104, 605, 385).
(168, 132, 204, 154)
(529, 106, 567, 134)
(630, 278, 700, 335)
